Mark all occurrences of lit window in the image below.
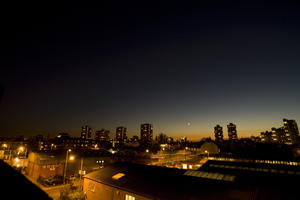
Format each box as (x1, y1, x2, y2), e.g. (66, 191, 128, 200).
(125, 194, 135, 200)
(112, 173, 126, 180)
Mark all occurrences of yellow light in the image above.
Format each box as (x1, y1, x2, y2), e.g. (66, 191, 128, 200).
(15, 158, 19, 162)
(69, 156, 75, 161)
(18, 146, 24, 152)
(2, 144, 7, 148)
(182, 164, 188, 169)
(112, 173, 126, 180)
(145, 149, 149, 153)
(68, 149, 72, 152)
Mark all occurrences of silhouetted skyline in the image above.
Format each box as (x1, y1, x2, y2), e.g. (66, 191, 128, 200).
(1, 2, 300, 139)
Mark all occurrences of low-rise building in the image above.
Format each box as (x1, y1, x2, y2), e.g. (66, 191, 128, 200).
(26, 152, 64, 181)
(84, 160, 300, 200)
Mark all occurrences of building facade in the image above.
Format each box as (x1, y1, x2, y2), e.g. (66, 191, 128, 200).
(26, 152, 64, 181)
(214, 125, 223, 143)
(283, 118, 299, 145)
(140, 123, 153, 144)
(116, 127, 127, 143)
(227, 123, 238, 141)
(260, 119, 299, 145)
(260, 131, 272, 143)
(95, 129, 110, 142)
(81, 125, 92, 140)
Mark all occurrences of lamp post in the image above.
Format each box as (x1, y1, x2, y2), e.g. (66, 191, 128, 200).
(63, 149, 72, 184)
(204, 150, 209, 158)
(79, 157, 83, 180)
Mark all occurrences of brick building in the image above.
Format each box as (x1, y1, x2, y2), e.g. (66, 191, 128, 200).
(26, 152, 64, 181)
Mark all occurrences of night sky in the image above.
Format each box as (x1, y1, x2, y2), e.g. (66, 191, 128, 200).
(1, 2, 300, 140)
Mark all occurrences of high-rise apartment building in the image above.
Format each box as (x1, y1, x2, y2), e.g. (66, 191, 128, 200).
(140, 123, 153, 144)
(214, 125, 223, 143)
(227, 123, 238, 141)
(283, 118, 299, 145)
(116, 127, 127, 143)
(81, 125, 92, 139)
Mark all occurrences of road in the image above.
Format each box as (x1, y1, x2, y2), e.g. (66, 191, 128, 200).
(24, 175, 83, 200)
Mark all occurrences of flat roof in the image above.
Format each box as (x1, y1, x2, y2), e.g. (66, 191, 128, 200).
(84, 162, 300, 199)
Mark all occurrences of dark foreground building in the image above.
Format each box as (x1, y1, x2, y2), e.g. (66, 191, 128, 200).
(83, 161, 300, 200)
(0, 159, 51, 200)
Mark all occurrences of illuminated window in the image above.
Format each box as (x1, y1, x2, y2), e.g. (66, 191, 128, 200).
(112, 173, 126, 180)
(125, 194, 135, 200)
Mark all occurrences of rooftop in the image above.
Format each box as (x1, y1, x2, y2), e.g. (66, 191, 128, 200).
(84, 161, 300, 199)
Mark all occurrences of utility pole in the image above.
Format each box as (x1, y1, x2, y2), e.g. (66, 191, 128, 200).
(63, 149, 71, 184)
(80, 157, 83, 180)
(8, 149, 12, 165)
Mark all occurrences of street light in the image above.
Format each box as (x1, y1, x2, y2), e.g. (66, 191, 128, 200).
(63, 149, 72, 184)
(204, 150, 209, 158)
(18, 146, 24, 152)
(17, 146, 26, 156)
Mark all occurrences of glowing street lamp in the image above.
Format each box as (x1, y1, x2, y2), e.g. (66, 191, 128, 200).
(204, 150, 209, 158)
(18, 146, 24, 152)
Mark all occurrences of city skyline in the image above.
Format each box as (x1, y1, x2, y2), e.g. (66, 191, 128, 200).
(0, 118, 298, 141)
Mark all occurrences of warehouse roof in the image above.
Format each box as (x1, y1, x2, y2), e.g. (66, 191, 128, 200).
(84, 161, 300, 199)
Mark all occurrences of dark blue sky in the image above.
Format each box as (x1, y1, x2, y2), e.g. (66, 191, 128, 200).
(1, 2, 300, 139)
